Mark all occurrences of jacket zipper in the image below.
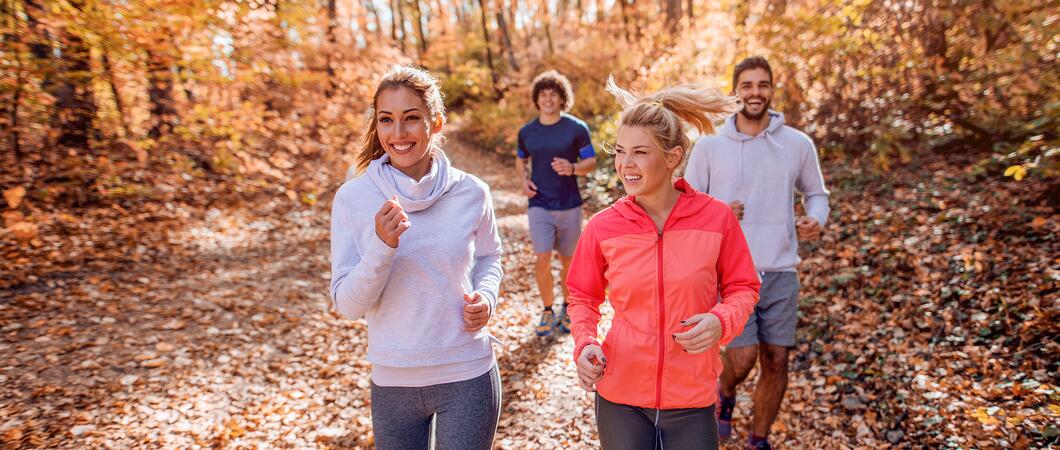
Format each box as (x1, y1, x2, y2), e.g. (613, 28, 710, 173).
(655, 229, 665, 409)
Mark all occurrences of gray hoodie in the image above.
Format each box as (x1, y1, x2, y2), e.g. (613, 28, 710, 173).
(685, 111, 829, 272)
(330, 151, 503, 386)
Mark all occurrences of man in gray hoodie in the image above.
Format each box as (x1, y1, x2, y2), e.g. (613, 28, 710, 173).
(685, 56, 830, 450)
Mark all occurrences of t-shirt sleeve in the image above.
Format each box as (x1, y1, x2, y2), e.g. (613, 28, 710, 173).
(517, 128, 529, 159)
(576, 122, 595, 160)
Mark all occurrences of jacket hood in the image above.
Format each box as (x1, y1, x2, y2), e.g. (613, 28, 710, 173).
(611, 178, 714, 225)
(721, 110, 786, 148)
(365, 150, 463, 212)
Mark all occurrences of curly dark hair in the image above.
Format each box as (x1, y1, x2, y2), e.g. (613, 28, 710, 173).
(531, 70, 575, 112)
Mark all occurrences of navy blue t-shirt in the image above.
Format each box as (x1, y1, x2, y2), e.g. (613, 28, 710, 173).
(517, 114, 595, 211)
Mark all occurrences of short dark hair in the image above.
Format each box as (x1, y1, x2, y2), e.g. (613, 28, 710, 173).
(732, 56, 773, 88)
(531, 70, 574, 111)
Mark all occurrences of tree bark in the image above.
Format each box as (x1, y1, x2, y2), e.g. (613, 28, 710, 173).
(495, 10, 518, 71)
(665, 0, 681, 33)
(390, 0, 399, 41)
(325, 0, 338, 96)
(477, 0, 501, 98)
(364, 0, 383, 38)
(397, 0, 407, 53)
(9, 38, 25, 160)
(101, 50, 131, 138)
(145, 46, 176, 139)
(53, 1, 97, 151)
(618, 0, 631, 42)
(411, 0, 428, 57)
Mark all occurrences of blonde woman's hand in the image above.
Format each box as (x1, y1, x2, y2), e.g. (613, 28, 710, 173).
(375, 196, 410, 248)
(673, 313, 722, 354)
(576, 344, 606, 392)
(463, 292, 491, 332)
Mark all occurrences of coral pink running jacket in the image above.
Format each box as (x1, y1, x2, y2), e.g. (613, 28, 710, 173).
(567, 178, 761, 409)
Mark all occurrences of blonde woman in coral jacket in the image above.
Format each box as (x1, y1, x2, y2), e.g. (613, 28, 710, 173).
(566, 77, 760, 450)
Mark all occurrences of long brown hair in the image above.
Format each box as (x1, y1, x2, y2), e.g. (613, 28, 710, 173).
(354, 65, 447, 175)
(605, 75, 741, 167)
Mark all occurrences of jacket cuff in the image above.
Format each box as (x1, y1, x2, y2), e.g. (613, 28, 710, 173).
(708, 311, 728, 341)
(574, 337, 600, 361)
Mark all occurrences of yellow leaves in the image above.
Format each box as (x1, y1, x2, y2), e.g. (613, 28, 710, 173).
(1004, 165, 1027, 181)
(971, 407, 1000, 425)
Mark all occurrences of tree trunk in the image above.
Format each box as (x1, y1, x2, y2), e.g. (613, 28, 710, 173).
(397, 0, 407, 53)
(53, 3, 97, 151)
(325, 0, 338, 96)
(145, 47, 176, 139)
(618, 0, 631, 42)
(9, 40, 25, 161)
(543, 17, 555, 55)
(101, 50, 131, 138)
(665, 0, 681, 33)
(476, 0, 501, 98)
(495, 10, 518, 71)
(390, 0, 399, 41)
(23, 0, 53, 84)
(411, 0, 428, 57)
(365, 0, 383, 38)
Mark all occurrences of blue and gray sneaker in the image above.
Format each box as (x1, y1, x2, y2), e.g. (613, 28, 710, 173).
(535, 309, 556, 337)
(556, 303, 571, 334)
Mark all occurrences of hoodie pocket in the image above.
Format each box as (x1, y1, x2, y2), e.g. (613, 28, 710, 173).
(741, 222, 794, 263)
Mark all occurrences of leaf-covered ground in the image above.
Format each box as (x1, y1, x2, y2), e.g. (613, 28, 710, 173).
(0, 137, 1056, 449)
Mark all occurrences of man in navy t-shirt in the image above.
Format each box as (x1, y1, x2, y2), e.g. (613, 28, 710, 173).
(515, 70, 596, 338)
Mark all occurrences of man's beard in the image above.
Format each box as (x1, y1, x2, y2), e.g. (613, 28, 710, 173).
(739, 97, 770, 120)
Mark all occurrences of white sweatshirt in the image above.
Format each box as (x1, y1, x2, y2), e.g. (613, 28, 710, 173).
(330, 151, 503, 386)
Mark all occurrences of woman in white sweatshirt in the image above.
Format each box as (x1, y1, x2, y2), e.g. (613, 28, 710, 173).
(330, 65, 504, 449)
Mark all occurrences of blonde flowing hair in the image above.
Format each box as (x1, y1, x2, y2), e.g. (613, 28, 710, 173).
(353, 65, 447, 176)
(604, 75, 742, 167)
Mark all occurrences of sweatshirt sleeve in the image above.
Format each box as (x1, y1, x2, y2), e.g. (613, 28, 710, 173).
(329, 191, 398, 320)
(795, 139, 830, 227)
(684, 139, 710, 193)
(470, 187, 504, 312)
(566, 221, 608, 360)
(708, 207, 761, 345)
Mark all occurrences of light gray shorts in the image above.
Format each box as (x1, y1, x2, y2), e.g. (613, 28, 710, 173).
(729, 271, 800, 348)
(528, 206, 582, 257)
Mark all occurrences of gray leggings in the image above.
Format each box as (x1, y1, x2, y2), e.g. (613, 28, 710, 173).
(370, 366, 501, 450)
(596, 394, 718, 450)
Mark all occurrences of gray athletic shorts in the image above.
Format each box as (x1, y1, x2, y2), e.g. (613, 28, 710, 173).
(528, 206, 582, 256)
(729, 271, 800, 348)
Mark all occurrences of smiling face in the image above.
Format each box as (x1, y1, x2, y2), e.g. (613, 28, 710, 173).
(536, 88, 562, 116)
(614, 125, 681, 197)
(375, 86, 441, 180)
(735, 67, 773, 121)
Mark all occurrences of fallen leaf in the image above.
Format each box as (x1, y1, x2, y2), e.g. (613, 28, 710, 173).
(8, 221, 38, 240)
(159, 319, 186, 330)
(4, 186, 25, 209)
